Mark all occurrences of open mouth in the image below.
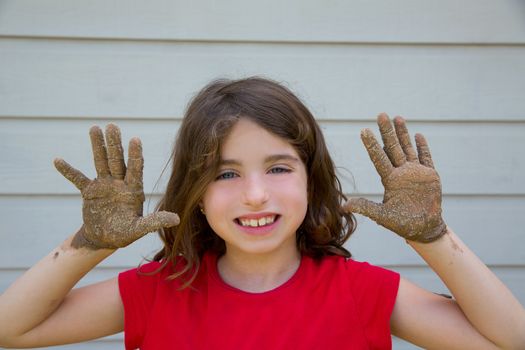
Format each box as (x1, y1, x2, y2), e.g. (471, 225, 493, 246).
(235, 215, 279, 228)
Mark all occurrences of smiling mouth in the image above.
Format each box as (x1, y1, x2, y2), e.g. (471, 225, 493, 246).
(236, 215, 279, 228)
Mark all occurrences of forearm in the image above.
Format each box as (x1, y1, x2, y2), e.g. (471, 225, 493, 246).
(409, 227, 525, 349)
(0, 228, 115, 340)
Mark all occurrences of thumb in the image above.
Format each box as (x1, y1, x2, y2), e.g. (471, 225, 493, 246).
(344, 197, 386, 224)
(132, 211, 180, 237)
(54, 158, 90, 191)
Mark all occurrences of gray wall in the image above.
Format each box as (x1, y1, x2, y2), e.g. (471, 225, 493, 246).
(1, 1, 524, 349)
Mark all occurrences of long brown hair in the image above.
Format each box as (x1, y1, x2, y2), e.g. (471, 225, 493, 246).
(154, 77, 355, 286)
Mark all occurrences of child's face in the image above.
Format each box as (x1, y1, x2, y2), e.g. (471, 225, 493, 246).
(202, 118, 308, 258)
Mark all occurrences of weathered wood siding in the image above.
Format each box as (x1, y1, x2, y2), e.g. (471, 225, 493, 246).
(1, 1, 524, 349)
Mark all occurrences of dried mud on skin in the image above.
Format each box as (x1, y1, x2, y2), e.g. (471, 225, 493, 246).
(344, 114, 446, 243)
(54, 124, 179, 250)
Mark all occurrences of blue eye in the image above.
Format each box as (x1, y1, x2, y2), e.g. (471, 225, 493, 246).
(216, 171, 238, 180)
(269, 167, 291, 174)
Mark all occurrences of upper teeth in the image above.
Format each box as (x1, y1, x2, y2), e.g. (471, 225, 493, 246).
(239, 215, 276, 227)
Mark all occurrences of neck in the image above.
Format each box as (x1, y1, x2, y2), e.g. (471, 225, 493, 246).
(217, 247, 301, 293)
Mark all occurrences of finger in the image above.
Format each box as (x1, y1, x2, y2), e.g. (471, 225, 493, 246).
(89, 126, 110, 178)
(377, 113, 406, 167)
(393, 116, 418, 162)
(361, 128, 394, 181)
(54, 158, 90, 191)
(415, 133, 435, 169)
(343, 197, 386, 224)
(105, 124, 126, 180)
(124, 137, 144, 191)
(132, 211, 180, 237)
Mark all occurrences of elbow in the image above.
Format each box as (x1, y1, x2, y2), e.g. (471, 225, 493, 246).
(493, 310, 525, 350)
(0, 338, 16, 349)
(0, 333, 28, 349)
(0, 339, 16, 349)
(507, 318, 525, 349)
(498, 344, 525, 350)
(494, 336, 525, 350)
(507, 337, 525, 350)
(495, 332, 525, 350)
(0, 340, 29, 349)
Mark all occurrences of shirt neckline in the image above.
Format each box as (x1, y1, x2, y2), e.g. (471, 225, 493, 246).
(205, 252, 308, 297)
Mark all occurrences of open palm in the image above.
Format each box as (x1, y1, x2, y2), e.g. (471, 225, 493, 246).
(345, 114, 446, 243)
(54, 124, 179, 249)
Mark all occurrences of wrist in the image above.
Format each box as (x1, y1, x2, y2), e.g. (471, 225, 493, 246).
(62, 227, 117, 255)
(414, 220, 448, 243)
(407, 225, 451, 249)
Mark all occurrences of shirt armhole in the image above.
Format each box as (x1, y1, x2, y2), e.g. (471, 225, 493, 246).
(347, 260, 401, 349)
(118, 262, 161, 349)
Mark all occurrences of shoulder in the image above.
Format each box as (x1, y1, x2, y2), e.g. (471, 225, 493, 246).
(119, 260, 166, 288)
(118, 261, 163, 307)
(119, 260, 163, 280)
(118, 257, 194, 302)
(307, 255, 400, 306)
(299, 255, 399, 300)
(306, 254, 399, 284)
(346, 257, 400, 286)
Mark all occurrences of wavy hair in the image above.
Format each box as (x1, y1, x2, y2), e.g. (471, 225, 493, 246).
(153, 77, 356, 286)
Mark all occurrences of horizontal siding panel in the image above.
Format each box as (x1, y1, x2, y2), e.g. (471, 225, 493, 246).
(0, 195, 523, 267)
(327, 121, 525, 195)
(0, 195, 163, 267)
(0, 119, 178, 196)
(348, 195, 525, 266)
(0, 0, 524, 44)
(1, 119, 524, 195)
(1, 39, 524, 120)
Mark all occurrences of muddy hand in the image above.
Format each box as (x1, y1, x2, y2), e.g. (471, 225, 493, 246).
(344, 114, 446, 243)
(54, 124, 179, 249)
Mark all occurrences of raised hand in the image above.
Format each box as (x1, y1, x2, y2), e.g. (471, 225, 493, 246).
(344, 114, 447, 243)
(54, 124, 179, 249)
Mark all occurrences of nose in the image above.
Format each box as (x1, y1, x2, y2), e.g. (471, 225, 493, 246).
(242, 174, 269, 208)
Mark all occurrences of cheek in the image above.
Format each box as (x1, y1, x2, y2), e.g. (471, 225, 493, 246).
(298, 189, 309, 216)
(202, 185, 234, 214)
(278, 178, 308, 212)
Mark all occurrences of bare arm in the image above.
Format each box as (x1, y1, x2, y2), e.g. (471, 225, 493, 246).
(345, 114, 525, 349)
(390, 228, 525, 349)
(0, 124, 179, 348)
(0, 235, 122, 348)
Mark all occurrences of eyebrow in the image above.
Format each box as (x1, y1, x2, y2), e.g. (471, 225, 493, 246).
(219, 154, 301, 166)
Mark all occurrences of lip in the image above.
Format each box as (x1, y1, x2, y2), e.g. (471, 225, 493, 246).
(234, 214, 280, 235)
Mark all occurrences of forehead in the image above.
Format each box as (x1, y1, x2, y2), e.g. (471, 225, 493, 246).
(220, 118, 299, 159)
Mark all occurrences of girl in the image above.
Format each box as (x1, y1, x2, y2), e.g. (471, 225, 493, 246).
(0, 77, 524, 349)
